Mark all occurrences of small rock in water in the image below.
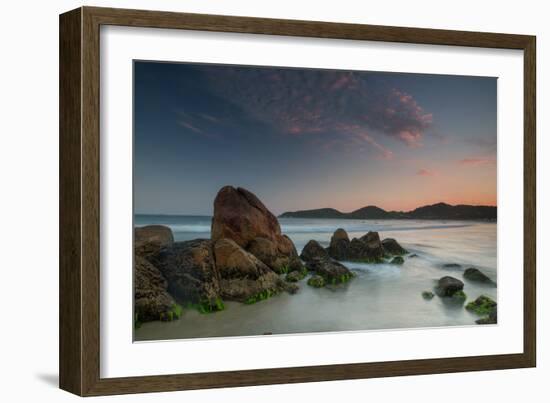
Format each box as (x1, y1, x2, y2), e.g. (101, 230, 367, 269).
(466, 295, 497, 315)
(451, 290, 467, 303)
(390, 256, 404, 265)
(422, 291, 435, 300)
(284, 282, 300, 294)
(435, 276, 464, 297)
(442, 263, 462, 269)
(409, 253, 419, 258)
(306, 258, 354, 284)
(381, 238, 408, 255)
(463, 267, 496, 286)
(476, 308, 497, 325)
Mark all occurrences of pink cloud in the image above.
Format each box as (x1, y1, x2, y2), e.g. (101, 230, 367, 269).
(416, 168, 436, 176)
(202, 68, 433, 148)
(398, 130, 423, 147)
(288, 125, 303, 135)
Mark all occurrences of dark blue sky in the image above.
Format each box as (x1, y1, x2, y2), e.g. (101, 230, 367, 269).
(134, 61, 497, 215)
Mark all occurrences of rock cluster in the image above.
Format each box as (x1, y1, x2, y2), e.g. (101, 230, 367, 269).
(134, 186, 303, 324)
(134, 187, 411, 325)
(424, 272, 497, 325)
(326, 228, 407, 263)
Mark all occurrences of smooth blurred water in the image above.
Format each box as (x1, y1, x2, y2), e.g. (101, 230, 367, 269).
(134, 216, 497, 341)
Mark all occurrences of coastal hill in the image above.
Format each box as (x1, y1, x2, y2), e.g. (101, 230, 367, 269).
(279, 202, 497, 220)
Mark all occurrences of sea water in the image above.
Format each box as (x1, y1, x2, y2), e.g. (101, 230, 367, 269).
(134, 215, 497, 341)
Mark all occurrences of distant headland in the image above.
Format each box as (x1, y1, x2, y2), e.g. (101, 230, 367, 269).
(279, 202, 497, 221)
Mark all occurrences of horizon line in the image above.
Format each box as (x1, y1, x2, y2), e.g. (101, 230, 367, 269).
(135, 201, 497, 217)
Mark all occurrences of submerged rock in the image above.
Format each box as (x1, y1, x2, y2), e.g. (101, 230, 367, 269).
(463, 268, 496, 285)
(300, 239, 330, 262)
(422, 291, 435, 300)
(466, 295, 497, 316)
(211, 186, 299, 272)
(442, 263, 462, 269)
(435, 276, 465, 297)
(451, 290, 467, 303)
(135, 225, 174, 257)
(307, 275, 326, 288)
(134, 255, 177, 322)
(390, 256, 404, 265)
(381, 238, 408, 255)
(476, 308, 497, 325)
(306, 258, 354, 285)
(283, 282, 300, 294)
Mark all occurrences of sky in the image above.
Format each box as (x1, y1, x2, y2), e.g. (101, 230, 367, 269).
(134, 61, 497, 216)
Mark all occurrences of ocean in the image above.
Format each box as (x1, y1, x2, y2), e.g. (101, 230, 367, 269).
(134, 215, 497, 341)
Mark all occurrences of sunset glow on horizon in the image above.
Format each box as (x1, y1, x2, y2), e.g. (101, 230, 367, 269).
(134, 62, 497, 215)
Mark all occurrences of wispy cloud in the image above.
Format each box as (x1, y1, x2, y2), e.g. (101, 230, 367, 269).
(198, 113, 219, 123)
(176, 110, 224, 140)
(177, 120, 203, 133)
(199, 67, 433, 151)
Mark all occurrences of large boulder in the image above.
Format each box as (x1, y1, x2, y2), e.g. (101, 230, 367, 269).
(306, 258, 354, 284)
(381, 238, 407, 255)
(134, 256, 176, 322)
(135, 225, 174, 257)
(435, 276, 464, 297)
(214, 238, 285, 302)
(211, 186, 298, 272)
(300, 240, 330, 262)
(149, 239, 222, 310)
(464, 268, 496, 286)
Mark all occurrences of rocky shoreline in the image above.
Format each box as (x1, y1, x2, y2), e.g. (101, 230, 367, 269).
(134, 186, 497, 329)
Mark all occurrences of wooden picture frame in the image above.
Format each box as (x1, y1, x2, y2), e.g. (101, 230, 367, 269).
(59, 6, 536, 396)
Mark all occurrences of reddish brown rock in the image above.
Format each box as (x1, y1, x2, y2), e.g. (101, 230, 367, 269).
(135, 225, 174, 257)
(214, 238, 285, 302)
(134, 255, 176, 322)
(211, 186, 299, 272)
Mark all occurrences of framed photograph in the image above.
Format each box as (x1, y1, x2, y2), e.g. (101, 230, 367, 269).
(59, 6, 536, 396)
